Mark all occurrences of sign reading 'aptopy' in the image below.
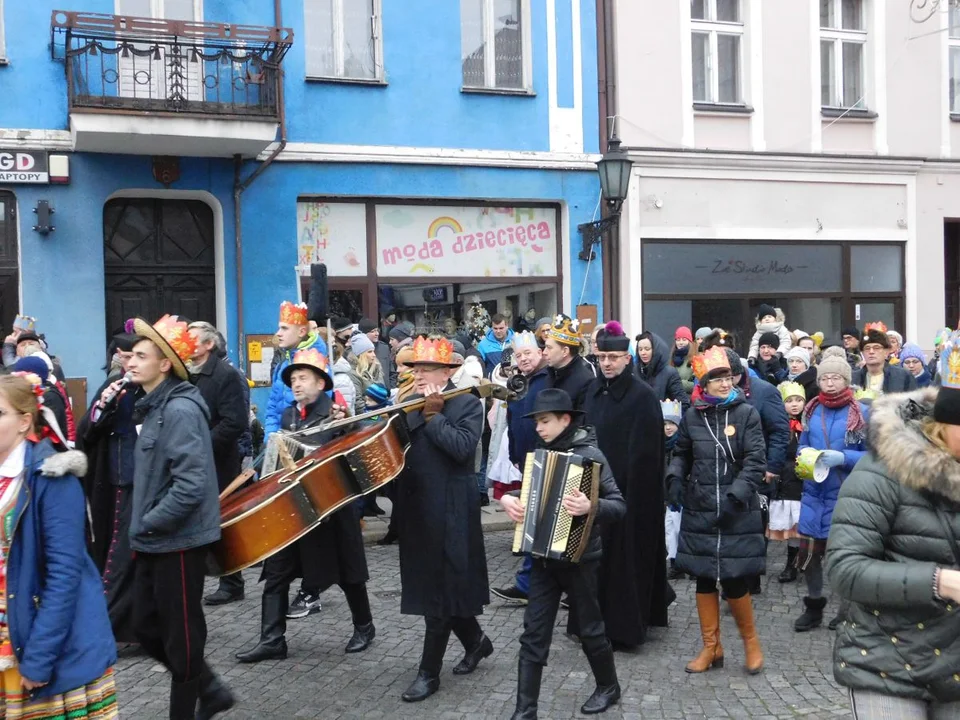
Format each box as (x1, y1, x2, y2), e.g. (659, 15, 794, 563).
(0, 151, 49, 184)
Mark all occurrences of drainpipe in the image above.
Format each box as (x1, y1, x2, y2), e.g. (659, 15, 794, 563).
(600, 0, 621, 320)
(232, 0, 287, 367)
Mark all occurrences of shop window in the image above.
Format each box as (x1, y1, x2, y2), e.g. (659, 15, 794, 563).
(690, 0, 743, 105)
(820, 0, 866, 110)
(461, 0, 531, 91)
(850, 244, 903, 292)
(304, 0, 383, 81)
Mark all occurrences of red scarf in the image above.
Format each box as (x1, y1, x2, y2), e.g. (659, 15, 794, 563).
(803, 387, 866, 444)
(789, 417, 803, 435)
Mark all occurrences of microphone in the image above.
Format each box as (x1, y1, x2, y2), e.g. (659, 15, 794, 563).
(101, 371, 134, 411)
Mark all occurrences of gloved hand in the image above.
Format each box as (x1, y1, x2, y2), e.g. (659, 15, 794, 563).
(422, 393, 445, 422)
(716, 494, 743, 530)
(666, 480, 683, 509)
(820, 450, 845, 468)
(667, 503, 681, 513)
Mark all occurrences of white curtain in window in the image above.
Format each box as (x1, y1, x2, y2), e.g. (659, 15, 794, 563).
(461, 0, 485, 87)
(305, 0, 336, 77)
(343, 0, 376, 79)
(493, 0, 522, 89)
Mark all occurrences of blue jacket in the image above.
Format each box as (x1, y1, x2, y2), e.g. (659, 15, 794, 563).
(477, 328, 515, 377)
(506, 364, 549, 465)
(7, 441, 117, 698)
(265, 332, 328, 435)
(741, 374, 791, 476)
(797, 402, 868, 539)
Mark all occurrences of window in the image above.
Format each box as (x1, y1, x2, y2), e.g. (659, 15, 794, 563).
(304, 0, 382, 81)
(461, 0, 530, 91)
(0, 0, 6, 61)
(690, 0, 743, 105)
(820, 0, 866, 109)
(950, 6, 960, 113)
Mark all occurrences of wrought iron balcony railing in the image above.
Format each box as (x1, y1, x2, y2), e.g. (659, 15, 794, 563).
(51, 11, 293, 119)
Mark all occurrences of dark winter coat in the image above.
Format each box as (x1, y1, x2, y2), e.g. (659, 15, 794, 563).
(396, 383, 488, 617)
(635, 333, 690, 413)
(827, 388, 960, 703)
(584, 366, 670, 645)
(752, 356, 788, 386)
(265, 332, 328, 435)
(797, 401, 868, 539)
(373, 339, 393, 389)
(191, 353, 249, 492)
(6, 442, 117, 699)
(130, 377, 221, 553)
(776, 420, 803, 502)
(786, 366, 819, 402)
(506, 364, 550, 465)
(666, 392, 767, 581)
(856, 364, 918, 395)
(740, 374, 791, 477)
(546, 355, 596, 411)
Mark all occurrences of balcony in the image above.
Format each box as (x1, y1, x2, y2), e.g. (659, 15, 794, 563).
(51, 11, 293, 158)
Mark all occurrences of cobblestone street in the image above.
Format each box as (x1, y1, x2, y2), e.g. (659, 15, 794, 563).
(117, 532, 851, 719)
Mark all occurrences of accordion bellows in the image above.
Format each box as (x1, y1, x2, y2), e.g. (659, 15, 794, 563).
(512, 449, 601, 563)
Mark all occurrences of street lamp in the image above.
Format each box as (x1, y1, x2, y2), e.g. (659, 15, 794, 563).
(578, 137, 633, 261)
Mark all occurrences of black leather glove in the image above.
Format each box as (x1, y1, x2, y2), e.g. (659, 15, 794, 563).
(716, 494, 742, 530)
(666, 479, 683, 509)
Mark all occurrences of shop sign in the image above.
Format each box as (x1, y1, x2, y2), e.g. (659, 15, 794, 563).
(296, 201, 368, 277)
(375, 204, 558, 277)
(0, 151, 49, 184)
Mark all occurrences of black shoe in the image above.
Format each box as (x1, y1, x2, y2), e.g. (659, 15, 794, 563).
(452, 634, 493, 675)
(778, 546, 799, 583)
(170, 677, 201, 720)
(581, 684, 621, 715)
(287, 590, 321, 619)
(345, 622, 376, 653)
(581, 649, 620, 715)
(511, 659, 542, 720)
(401, 670, 439, 702)
(236, 637, 287, 663)
(828, 612, 844, 631)
(204, 589, 244, 606)
(376, 529, 399, 546)
(197, 667, 235, 720)
(560, 595, 570, 610)
(491, 585, 529, 604)
(794, 597, 827, 633)
(479, 493, 490, 507)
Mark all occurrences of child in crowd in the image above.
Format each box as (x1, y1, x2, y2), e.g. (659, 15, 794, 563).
(747, 304, 792, 361)
(662, 399, 686, 582)
(768, 382, 805, 583)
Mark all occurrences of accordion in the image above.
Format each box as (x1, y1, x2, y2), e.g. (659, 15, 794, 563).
(511, 449, 601, 563)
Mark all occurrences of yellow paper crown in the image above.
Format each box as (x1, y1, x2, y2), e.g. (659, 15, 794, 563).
(291, 348, 329, 375)
(279, 301, 308, 326)
(411, 336, 458, 365)
(548, 314, 581, 346)
(691, 346, 731, 381)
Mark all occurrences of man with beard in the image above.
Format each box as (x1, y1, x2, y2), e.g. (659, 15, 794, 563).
(581, 321, 670, 648)
(543, 314, 596, 410)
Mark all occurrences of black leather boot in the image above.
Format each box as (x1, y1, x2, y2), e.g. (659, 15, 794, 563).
(236, 592, 288, 663)
(169, 677, 201, 720)
(778, 546, 799, 583)
(196, 664, 235, 720)
(452, 633, 493, 675)
(401, 623, 448, 702)
(581, 648, 621, 715)
(794, 597, 827, 633)
(511, 659, 542, 720)
(345, 622, 376, 653)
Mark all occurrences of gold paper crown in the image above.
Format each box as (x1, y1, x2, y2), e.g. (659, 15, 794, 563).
(691, 346, 731, 381)
(410, 336, 460, 366)
(548, 314, 581, 346)
(279, 301, 308, 326)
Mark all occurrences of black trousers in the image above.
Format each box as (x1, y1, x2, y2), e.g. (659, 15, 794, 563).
(420, 615, 483, 674)
(133, 546, 209, 683)
(520, 559, 609, 667)
(695, 576, 749, 599)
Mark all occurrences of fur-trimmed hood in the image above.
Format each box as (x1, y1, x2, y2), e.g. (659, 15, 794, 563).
(38, 449, 87, 479)
(867, 387, 960, 504)
(754, 307, 786, 331)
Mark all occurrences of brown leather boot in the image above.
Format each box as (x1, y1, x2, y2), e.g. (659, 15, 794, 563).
(727, 594, 764, 674)
(685, 592, 724, 673)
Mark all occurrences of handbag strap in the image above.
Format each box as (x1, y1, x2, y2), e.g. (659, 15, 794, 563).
(929, 500, 960, 569)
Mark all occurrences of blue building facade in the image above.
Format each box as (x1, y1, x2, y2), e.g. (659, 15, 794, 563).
(0, 0, 601, 407)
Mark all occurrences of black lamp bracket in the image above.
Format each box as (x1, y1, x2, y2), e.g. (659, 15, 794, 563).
(577, 198, 623, 262)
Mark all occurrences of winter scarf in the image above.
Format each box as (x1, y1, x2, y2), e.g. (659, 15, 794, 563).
(664, 432, 679, 453)
(789, 417, 803, 435)
(540, 417, 585, 451)
(691, 385, 741, 409)
(671, 345, 689, 367)
(803, 387, 866, 445)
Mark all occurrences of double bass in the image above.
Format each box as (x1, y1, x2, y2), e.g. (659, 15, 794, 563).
(209, 380, 521, 576)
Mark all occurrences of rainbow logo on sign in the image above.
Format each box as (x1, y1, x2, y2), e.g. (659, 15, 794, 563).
(427, 216, 463, 238)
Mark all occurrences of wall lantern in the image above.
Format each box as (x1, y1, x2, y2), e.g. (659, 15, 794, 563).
(32, 200, 55, 235)
(578, 137, 633, 261)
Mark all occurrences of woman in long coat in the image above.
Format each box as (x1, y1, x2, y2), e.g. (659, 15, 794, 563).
(667, 347, 767, 676)
(635, 331, 690, 412)
(396, 338, 490, 704)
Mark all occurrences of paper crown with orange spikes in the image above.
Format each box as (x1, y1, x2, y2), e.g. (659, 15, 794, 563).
(132, 314, 197, 381)
(691, 346, 732, 382)
(407, 336, 462, 367)
(281, 347, 333, 389)
(279, 301, 309, 326)
(861, 321, 891, 351)
(548, 314, 582, 347)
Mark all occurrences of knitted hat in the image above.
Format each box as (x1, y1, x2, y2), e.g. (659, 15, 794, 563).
(675, 326, 694, 343)
(899, 343, 927, 365)
(756, 304, 777, 322)
(660, 399, 682, 426)
(935, 330, 960, 424)
(817, 346, 852, 385)
(695, 326, 713, 341)
(395, 346, 415, 367)
(358, 317, 378, 334)
(779, 381, 806, 402)
(758, 331, 780, 350)
(365, 382, 391, 410)
(389, 325, 413, 342)
(785, 347, 810, 368)
(841, 326, 860, 340)
(724, 349, 744, 377)
(13, 356, 49, 384)
(536, 317, 552, 330)
(15, 332, 41, 346)
(332, 316, 355, 334)
(349, 333, 375, 357)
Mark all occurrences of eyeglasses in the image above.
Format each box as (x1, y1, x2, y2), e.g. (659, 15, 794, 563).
(596, 353, 629, 362)
(819, 374, 844, 384)
(708, 375, 735, 386)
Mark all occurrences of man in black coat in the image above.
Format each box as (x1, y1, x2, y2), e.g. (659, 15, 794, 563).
(582, 322, 670, 648)
(395, 337, 491, 703)
(857, 325, 918, 395)
(543, 314, 596, 410)
(188, 321, 251, 607)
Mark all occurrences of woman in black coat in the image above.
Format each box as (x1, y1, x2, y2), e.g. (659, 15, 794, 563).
(635, 331, 690, 412)
(666, 347, 767, 676)
(395, 342, 490, 704)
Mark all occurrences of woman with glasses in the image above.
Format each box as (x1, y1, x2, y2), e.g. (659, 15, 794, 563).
(899, 343, 933, 388)
(792, 347, 868, 634)
(666, 347, 767, 676)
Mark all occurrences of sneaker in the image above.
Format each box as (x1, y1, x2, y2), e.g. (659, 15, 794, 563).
(287, 590, 322, 619)
(491, 585, 528, 604)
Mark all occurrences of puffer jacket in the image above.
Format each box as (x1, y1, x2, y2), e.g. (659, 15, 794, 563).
(666, 391, 768, 580)
(797, 400, 868, 539)
(635, 332, 690, 412)
(670, 345, 695, 395)
(827, 388, 960, 703)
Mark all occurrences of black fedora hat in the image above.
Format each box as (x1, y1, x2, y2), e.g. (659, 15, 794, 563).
(523, 388, 583, 419)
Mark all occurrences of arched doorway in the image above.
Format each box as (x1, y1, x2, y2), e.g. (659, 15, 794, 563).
(103, 197, 216, 336)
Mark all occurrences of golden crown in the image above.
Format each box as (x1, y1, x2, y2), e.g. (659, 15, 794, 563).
(410, 336, 459, 366)
(279, 301, 308, 326)
(291, 348, 329, 374)
(691, 346, 731, 381)
(548, 314, 581, 346)
(152, 314, 197, 364)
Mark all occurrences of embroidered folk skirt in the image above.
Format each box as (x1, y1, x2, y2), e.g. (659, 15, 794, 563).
(0, 665, 118, 719)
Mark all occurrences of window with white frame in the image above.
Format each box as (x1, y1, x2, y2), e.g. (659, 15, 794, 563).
(690, 0, 743, 105)
(0, 1, 6, 60)
(949, 6, 960, 113)
(304, 0, 382, 81)
(461, 0, 530, 91)
(820, 0, 866, 109)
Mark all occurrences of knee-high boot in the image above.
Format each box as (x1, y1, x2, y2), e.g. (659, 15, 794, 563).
(401, 621, 449, 702)
(686, 591, 724, 673)
(169, 677, 201, 720)
(580, 646, 620, 715)
(727, 594, 764, 674)
(236, 592, 288, 663)
(511, 659, 542, 720)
